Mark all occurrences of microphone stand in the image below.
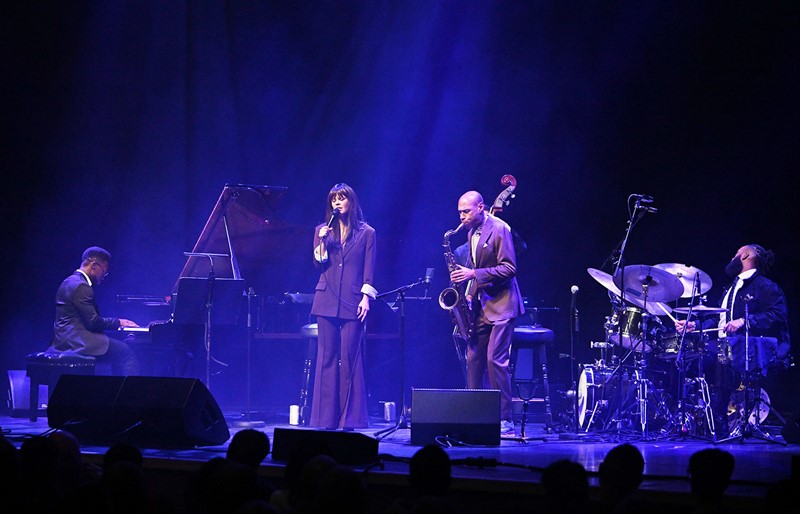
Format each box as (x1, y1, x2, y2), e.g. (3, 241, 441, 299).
(232, 287, 264, 428)
(570, 291, 579, 433)
(374, 276, 425, 440)
(183, 252, 229, 390)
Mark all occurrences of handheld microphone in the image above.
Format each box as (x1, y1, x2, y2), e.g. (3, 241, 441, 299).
(632, 194, 654, 203)
(640, 205, 658, 214)
(326, 208, 341, 228)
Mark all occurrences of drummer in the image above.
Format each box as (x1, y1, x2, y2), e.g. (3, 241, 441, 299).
(674, 244, 791, 435)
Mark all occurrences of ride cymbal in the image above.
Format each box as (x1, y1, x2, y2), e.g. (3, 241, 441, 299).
(653, 263, 713, 298)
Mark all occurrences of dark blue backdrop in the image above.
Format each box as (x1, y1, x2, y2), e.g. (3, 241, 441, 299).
(3, 1, 798, 416)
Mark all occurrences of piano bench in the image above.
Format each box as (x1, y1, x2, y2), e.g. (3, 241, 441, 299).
(25, 352, 96, 422)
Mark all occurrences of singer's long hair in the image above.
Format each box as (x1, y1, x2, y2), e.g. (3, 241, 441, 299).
(324, 183, 366, 246)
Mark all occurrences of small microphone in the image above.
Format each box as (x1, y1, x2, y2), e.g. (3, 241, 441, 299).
(640, 205, 658, 214)
(424, 267, 434, 286)
(632, 194, 654, 203)
(326, 208, 341, 228)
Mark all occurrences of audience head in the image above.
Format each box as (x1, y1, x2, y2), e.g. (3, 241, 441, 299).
(227, 429, 270, 468)
(541, 458, 589, 508)
(104, 442, 144, 469)
(598, 443, 645, 501)
(409, 444, 452, 496)
(688, 448, 735, 503)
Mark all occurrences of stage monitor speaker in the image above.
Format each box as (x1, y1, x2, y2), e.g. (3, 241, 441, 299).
(271, 427, 379, 466)
(411, 388, 500, 446)
(47, 375, 230, 448)
(47, 375, 127, 441)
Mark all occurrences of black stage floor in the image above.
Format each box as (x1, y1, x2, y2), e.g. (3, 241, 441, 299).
(2, 410, 799, 513)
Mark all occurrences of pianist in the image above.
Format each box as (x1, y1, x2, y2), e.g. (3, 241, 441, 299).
(45, 246, 142, 375)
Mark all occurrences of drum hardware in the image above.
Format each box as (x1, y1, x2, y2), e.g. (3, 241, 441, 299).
(717, 296, 786, 445)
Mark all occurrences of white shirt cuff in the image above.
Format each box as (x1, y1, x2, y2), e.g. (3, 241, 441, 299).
(314, 245, 328, 263)
(361, 283, 378, 300)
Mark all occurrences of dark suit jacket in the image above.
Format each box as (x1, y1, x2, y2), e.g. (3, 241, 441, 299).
(468, 213, 524, 322)
(310, 223, 376, 320)
(49, 271, 120, 355)
(729, 272, 790, 346)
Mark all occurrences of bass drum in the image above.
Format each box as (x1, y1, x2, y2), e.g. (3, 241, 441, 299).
(577, 365, 623, 430)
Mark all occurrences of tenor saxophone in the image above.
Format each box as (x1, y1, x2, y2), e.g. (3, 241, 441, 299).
(439, 224, 474, 342)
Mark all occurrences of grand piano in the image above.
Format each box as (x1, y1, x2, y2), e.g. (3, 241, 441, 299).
(118, 185, 315, 399)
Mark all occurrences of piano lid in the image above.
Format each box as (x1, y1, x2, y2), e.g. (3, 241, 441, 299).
(175, 184, 313, 297)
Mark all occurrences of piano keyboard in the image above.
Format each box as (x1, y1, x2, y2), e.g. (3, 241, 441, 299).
(120, 326, 150, 333)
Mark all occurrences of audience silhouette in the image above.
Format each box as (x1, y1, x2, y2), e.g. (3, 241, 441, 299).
(688, 448, 735, 514)
(540, 458, 593, 514)
(386, 444, 460, 513)
(4, 423, 791, 514)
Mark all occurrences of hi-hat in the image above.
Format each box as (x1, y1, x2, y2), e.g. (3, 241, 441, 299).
(653, 263, 713, 298)
(673, 305, 727, 314)
(587, 268, 672, 315)
(612, 265, 684, 303)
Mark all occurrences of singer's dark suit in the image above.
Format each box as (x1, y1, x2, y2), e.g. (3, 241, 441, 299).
(48, 271, 140, 375)
(466, 213, 524, 420)
(310, 223, 376, 429)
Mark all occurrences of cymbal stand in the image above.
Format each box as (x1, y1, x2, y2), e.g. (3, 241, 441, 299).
(716, 298, 785, 445)
(670, 274, 713, 441)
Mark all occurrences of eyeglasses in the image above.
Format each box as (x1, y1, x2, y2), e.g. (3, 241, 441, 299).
(90, 260, 110, 278)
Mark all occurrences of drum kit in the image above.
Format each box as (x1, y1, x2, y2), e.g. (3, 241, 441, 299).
(579, 263, 728, 438)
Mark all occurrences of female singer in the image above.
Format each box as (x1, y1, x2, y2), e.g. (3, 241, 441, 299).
(310, 183, 377, 430)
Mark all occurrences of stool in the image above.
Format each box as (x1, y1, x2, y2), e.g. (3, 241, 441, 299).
(25, 352, 96, 422)
(299, 323, 318, 426)
(511, 326, 554, 432)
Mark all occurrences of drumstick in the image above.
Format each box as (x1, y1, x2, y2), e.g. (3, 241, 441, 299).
(653, 303, 678, 323)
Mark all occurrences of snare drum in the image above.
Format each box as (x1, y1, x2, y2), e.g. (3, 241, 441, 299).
(609, 307, 656, 353)
(577, 365, 623, 429)
(654, 331, 704, 360)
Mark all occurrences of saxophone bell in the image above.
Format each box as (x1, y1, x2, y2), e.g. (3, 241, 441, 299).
(438, 287, 460, 311)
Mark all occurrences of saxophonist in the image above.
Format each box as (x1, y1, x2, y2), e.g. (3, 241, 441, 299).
(449, 191, 524, 435)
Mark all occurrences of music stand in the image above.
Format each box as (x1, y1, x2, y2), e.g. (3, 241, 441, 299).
(374, 276, 425, 440)
(173, 277, 245, 390)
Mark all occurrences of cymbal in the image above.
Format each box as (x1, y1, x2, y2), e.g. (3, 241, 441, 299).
(612, 264, 684, 303)
(673, 305, 726, 314)
(587, 268, 673, 315)
(652, 263, 713, 298)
